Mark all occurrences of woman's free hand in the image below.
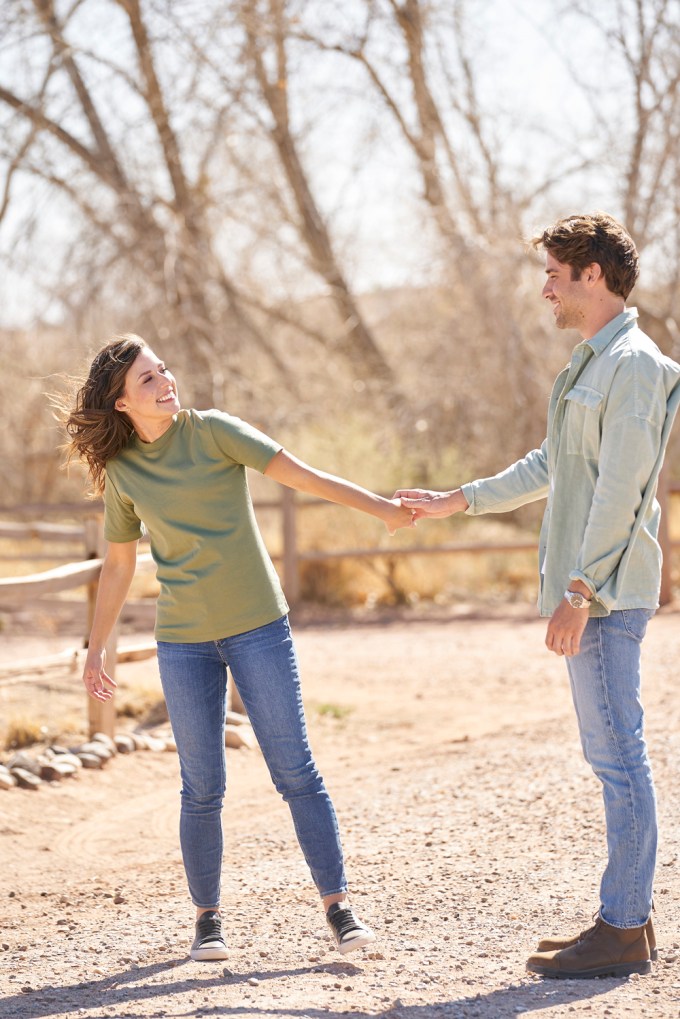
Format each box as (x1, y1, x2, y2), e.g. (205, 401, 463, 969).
(384, 498, 417, 535)
(393, 488, 469, 521)
(82, 648, 117, 702)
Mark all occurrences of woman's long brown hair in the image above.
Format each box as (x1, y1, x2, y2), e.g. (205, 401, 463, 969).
(62, 334, 147, 495)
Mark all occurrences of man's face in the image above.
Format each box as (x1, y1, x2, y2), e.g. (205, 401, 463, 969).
(542, 252, 589, 332)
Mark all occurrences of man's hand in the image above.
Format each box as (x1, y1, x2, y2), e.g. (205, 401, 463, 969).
(545, 598, 590, 657)
(393, 488, 469, 521)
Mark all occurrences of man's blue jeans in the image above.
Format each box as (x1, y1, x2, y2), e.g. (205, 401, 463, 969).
(157, 616, 348, 908)
(565, 608, 656, 928)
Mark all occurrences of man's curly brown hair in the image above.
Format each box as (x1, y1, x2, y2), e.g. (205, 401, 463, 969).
(532, 213, 639, 299)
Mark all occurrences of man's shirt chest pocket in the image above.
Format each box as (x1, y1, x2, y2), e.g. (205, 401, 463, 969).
(564, 385, 605, 460)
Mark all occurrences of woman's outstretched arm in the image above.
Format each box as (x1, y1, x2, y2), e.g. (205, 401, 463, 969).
(264, 450, 414, 535)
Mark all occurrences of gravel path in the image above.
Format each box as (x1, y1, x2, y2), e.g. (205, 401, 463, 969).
(1, 607, 678, 1018)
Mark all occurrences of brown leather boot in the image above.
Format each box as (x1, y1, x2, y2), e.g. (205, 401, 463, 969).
(537, 915, 657, 961)
(526, 917, 652, 979)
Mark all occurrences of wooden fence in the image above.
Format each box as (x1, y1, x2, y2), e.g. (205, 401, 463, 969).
(1, 478, 679, 739)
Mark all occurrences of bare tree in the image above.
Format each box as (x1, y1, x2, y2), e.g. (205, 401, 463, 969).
(0, 0, 420, 421)
(2, 0, 679, 506)
(0, 0, 407, 415)
(295, 0, 577, 465)
(294, 0, 680, 469)
(552, 0, 680, 353)
(235, 0, 411, 417)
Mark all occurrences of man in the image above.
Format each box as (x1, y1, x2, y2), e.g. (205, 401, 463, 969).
(397, 213, 680, 979)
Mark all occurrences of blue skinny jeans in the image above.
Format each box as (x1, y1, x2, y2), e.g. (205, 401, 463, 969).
(157, 615, 348, 908)
(565, 608, 656, 928)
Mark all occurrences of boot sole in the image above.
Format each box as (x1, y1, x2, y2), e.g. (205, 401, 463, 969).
(538, 942, 658, 962)
(527, 958, 652, 979)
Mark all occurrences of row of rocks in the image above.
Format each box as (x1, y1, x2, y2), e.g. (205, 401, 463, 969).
(0, 730, 171, 791)
(0, 714, 258, 791)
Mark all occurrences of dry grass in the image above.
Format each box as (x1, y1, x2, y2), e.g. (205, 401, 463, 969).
(3, 716, 46, 751)
(313, 701, 354, 721)
(115, 684, 167, 723)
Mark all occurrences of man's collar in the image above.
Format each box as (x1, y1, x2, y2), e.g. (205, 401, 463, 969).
(585, 307, 639, 356)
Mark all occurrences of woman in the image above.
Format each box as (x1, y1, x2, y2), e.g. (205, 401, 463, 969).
(65, 334, 413, 963)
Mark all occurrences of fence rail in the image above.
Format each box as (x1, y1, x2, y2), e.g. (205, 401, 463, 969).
(0, 521, 82, 541)
(0, 552, 155, 601)
(1, 478, 678, 737)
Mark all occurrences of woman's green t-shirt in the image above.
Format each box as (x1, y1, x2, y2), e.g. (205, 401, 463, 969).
(104, 408, 289, 642)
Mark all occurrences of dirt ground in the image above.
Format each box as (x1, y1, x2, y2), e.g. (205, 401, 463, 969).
(1, 603, 679, 1019)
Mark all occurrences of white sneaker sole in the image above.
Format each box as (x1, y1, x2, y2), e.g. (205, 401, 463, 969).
(337, 930, 377, 955)
(190, 942, 229, 962)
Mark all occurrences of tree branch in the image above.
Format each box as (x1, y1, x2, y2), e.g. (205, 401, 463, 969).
(115, 0, 193, 215)
(31, 0, 130, 194)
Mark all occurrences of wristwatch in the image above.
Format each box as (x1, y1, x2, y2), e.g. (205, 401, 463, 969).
(564, 589, 591, 609)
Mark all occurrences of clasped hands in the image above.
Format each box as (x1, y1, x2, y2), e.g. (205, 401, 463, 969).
(383, 487, 468, 535)
(393, 487, 470, 521)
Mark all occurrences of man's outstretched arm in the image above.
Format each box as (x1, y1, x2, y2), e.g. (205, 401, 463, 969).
(396, 441, 550, 521)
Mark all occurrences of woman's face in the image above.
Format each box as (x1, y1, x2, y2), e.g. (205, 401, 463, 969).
(114, 347, 180, 440)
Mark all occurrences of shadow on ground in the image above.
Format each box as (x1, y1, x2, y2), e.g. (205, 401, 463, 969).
(0, 955, 627, 1019)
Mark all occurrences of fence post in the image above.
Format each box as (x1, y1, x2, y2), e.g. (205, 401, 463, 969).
(83, 516, 117, 739)
(659, 466, 672, 606)
(281, 486, 300, 607)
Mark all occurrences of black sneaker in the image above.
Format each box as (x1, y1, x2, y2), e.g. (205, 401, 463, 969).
(190, 910, 228, 961)
(326, 902, 376, 955)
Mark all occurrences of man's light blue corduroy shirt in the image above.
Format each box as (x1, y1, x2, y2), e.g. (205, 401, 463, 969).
(462, 309, 680, 616)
